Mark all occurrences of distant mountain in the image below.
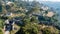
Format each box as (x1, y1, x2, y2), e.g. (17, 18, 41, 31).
(39, 1, 60, 13)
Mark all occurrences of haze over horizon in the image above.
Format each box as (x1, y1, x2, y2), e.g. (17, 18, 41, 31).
(29, 0, 60, 2)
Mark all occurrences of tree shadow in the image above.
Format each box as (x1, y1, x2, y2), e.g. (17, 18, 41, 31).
(15, 27, 24, 34)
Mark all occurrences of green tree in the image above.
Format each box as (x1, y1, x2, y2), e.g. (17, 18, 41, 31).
(0, 29, 3, 34)
(0, 0, 2, 12)
(0, 19, 4, 28)
(16, 17, 39, 34)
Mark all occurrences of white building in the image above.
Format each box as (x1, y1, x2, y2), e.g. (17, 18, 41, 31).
(5, 13, 13, 16)
(41, 6, 49, 11)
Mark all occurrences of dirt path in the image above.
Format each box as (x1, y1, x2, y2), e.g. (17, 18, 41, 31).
(4, 31, 10, 34)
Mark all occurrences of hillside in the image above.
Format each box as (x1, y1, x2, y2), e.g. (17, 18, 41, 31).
(0, 0, 60, 34)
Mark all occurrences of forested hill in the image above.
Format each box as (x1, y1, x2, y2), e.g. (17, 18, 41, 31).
(0, 0, 60, 34)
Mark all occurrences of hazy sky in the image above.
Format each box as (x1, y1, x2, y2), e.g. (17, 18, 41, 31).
(30, 0, 60, 2)
(39, 0, 60, 2)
